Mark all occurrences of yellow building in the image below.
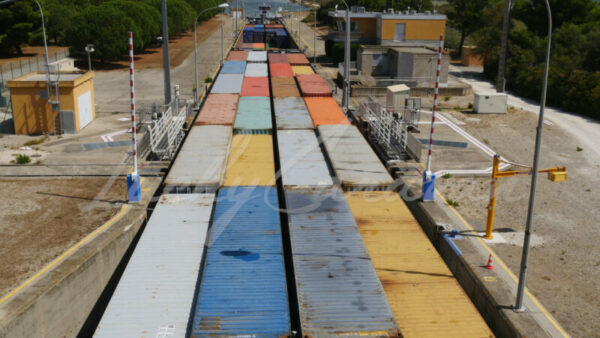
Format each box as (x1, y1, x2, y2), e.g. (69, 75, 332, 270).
(329, 8, 446, 47)
(8, 71, 96, 135)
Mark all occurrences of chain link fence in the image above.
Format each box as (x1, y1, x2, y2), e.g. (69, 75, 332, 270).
(0, 50, 69, 89)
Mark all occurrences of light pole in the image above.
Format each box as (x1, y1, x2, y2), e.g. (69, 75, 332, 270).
(194, 3, 229, 109)
(314, 5, 318, 64)
(515, 0, 552, 312)
(496, 0, 512, 92)
(85, 44, 95, 72)
(161, 0, 171, 105)
(335, 1, 350, 111)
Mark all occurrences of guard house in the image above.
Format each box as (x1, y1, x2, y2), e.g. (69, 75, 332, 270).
(328, 7, 446, 47)
(8, 71, 95, 135)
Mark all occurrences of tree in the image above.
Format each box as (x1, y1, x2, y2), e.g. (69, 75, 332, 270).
(46, 0, 78, 45)
(147, 0, 195, 36)
(447, 0, 490, 56)
(65, 6, 137, 62)
(512, 0, 596, 36)
(100, 0, 161, 50)
(0, 2, 40, 55)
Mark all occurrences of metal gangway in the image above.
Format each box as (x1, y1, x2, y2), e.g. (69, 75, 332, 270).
(147, 100, 188, 160)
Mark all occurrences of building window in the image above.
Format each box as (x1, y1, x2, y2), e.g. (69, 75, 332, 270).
(337, 21, 359, 32)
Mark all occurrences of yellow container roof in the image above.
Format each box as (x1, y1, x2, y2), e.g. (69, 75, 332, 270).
(291, 65, 314, 75)
(223, 134, 275, 186)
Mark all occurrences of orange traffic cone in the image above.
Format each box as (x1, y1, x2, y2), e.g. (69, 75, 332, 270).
(485, 254, 494, 270)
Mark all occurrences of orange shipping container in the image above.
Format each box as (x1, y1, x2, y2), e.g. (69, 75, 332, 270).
(228, 51, 248, 61)
(271, 77, 300, 97)
(195, 94, 239, 125)
(268, 54, 289, 64)
(296, 74, 331, 97)
(253, 43, 265, 50)
(241, 77, 270, 97)
(304, 97, 349, 126)
(288, 53, 310, 65)
(270, 63, 294, 77)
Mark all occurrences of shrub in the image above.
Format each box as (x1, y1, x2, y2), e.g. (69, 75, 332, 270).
(16, 154, 30, 164)
(204, 77, 213, 83)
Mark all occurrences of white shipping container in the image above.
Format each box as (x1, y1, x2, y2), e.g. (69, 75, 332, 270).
(277, 130, 333, 187)
(474, 92, 507, 114)
(247, 51, 267, 62)
(164, 126, 232, 192)
(95, 193, 215, 337)
(245, 63, 268, 77)
(318, 125, 394, 189)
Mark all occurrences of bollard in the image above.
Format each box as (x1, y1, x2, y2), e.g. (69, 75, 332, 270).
(422, 171, 436, 202)
(127, 172, 141, 203)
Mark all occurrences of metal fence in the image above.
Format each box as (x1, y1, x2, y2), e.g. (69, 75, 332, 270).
(0, 50, 69, 87)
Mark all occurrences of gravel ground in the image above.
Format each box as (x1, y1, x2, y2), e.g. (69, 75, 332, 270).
(435, 103, 600, 337)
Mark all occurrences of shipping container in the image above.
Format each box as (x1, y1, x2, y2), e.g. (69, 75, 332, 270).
(318, 125, 394, 189)
(192, 187, 291, 337)
(273, 97, 313, 129)
(304, 97, 349, 126)
(284, 186, 400, 337)
(164, 126, 232, 193)
(237, 42, 253, 50)
(277, 130, 332, 187)
(195, 93, 238, 125)
(247, 50, 267, 62)
(270, 63, 294, 77)
(291, 65, 314, 75)
(95, 194, 215, 337)
(224, 134, 275, 186)
(243, 28, 254, 43)
(268, 53, 289, 64)
(227, 50, 248, 61)
(253, 30, 264, 43)
(253, 42, 265, 50)
(296, 74, 332, 97)
(244, 62, 268, 77)
(221, 60, 246, 74)
(234, 96, 272, 131)
(266, 24, 284, 28)
(271, 77, 300, 97)
(211, 73, 243, 94)
(288, 53, 310, 65)
(254, 24, 264, 29)
(241, 77, 270, 97)
(345, 191, 493, 337)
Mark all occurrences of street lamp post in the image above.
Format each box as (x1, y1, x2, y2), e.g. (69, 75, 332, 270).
(85, 44, 95, 72)
(314, 5, 318, 64)
(161, 0, 171, 105)
(194, 3, 229, 109)
(514, 0, 553, 312)
(336, 1, 350, 111)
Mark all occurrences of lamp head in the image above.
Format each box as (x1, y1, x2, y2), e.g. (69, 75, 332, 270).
(218, 3, 229, 8)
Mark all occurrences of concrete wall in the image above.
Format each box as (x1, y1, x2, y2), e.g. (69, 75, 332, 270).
(0, 209, 147, 337)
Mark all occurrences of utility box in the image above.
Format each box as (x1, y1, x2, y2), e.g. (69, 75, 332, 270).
(386, 84, 410, 112)
(474, 92, 507, 114)
(8, 71, 95, 134)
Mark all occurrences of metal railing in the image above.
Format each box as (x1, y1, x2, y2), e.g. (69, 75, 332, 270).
(0, 49, 69, 87)
(147, 101, 187, 160)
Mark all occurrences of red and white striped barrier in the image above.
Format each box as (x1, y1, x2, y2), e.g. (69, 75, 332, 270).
(129, 31, 138, 177)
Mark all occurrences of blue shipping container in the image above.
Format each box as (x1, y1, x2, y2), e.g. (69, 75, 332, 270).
(192, 187, 291, 337)
(221, 61, 246, 74)
(284, 186, 400, 336)
(234, 96, 272, 131)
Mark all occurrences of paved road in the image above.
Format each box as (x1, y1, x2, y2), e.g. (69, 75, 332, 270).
(450, 65, 600, 165)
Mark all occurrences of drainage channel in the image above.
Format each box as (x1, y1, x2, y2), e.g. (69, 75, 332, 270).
(268, 66, 302, 337)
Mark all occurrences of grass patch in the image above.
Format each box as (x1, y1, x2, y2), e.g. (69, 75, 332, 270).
(23, 136, 48, 147)
(446, 198, 459, 207)
(576, 146, 583, 152)
(453, 106, 462, 111)
(442, 173, 452, 179)
(15, 154, 31, 164)
(204, 77, 213, 83)
(483, 138, 490, 145)
(444, 96, 451, 101)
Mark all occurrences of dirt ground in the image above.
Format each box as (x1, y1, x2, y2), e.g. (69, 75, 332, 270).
(103, 15, 226, 71)
(431, 99, 600, 336)
(0, 178, 126, 298)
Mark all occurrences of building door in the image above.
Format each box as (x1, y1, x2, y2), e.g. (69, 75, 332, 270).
(394, 23, 405, 41)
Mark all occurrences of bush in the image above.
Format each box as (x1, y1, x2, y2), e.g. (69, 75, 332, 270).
(16, 154, 30, 164)
(147, 0, 195, 36)
(204, 77, 213, 83)
(325, 39, 360, 64)
(99, 1, 161, 51)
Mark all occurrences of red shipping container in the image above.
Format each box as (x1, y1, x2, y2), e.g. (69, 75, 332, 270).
(304, 97, 350, 126)
(268, 53, 289, 64)
(296, 74, 332, 97)
(241, 77, 270, 97)
(270, 63, 294, 77)
(228, 51, 248, 61)
(288, 53, 310, 65)
(245, 24, 255, 28)
(195, 94, 239, 125)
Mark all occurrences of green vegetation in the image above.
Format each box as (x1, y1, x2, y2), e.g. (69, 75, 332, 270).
(446, 198, 460, 207)
(23, 136, 48, 147)
(442, 173, 452, 179)
(463, 0, 600, 119)
(324, 38, 360, 63)
(577, 146, 584, 152)
(0, 0, 226, 61)
(204, 77, 213, 83)
(15, 154, 31, 164)
(444, 96, 451, 101)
